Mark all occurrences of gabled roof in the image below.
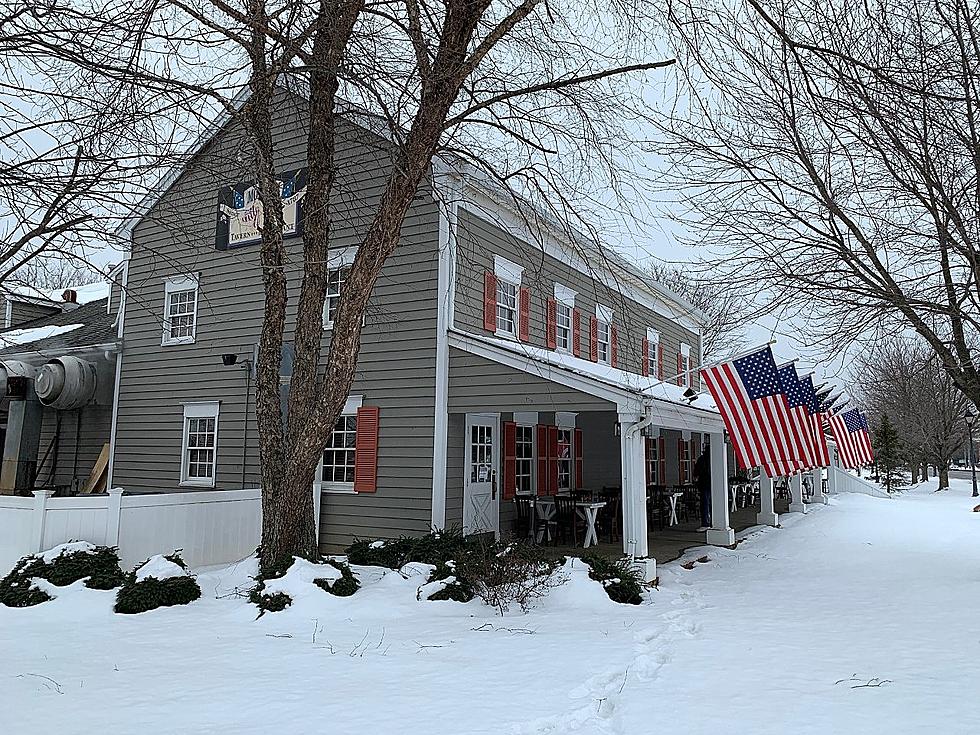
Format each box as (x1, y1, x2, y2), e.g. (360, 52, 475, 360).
(0, 298, 117, 359)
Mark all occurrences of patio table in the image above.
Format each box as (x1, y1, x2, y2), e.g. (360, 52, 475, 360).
(533, 497, 607, 548)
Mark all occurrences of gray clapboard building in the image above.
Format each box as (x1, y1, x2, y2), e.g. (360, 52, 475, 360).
(0, 89, 731, 573)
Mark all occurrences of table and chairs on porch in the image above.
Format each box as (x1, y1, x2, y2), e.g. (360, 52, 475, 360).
(512, 487, 620, 549)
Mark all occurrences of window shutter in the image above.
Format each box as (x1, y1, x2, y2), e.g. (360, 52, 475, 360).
(548, 425, 559, 494)
(518, 287, 531, 342)
(589, 316, 598, 362)
(678, 437, 686, 484)
(677, 353, 684, 386)
(658, 436, 666, 484)
(658, 347, 664, 380)
(691, 434, 701, 465)
(641, 337, 649, 377)
(353, 406, 380, 493)
(572, 309, 581, 357)
(503, 421, 517, 500)
(536, 424, 549, 496)
(574, 427, 584, 489)
(483, 271, 497, 332)
(610, 325, 619, 368)
(546, 298, 557, 349)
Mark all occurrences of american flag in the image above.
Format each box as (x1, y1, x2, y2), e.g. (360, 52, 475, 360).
(701, 346, 807, 477)
(828, 407, 874, 468)
(802, 375, 831, 466)
(776, 363, 817, 470)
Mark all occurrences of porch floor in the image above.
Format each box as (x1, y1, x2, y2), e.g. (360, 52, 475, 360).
(544, 497, 794, 564)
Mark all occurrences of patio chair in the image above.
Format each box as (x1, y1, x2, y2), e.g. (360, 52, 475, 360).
(513, 495, 536, 541)
(552, 495, 579, 546)
(600, 492, 621, 543)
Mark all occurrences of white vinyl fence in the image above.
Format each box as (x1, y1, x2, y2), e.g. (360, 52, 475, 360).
(829, 466, 893, 499)
(0, 487, 261, 572)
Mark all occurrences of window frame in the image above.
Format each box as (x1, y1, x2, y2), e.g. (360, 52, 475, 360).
(315, 395, 363, 494)
(514, 423, 535, 495)
(493, 255, 524, 340)
(162, 274, 200, 346)
(180, 401, 220, 488)
(322, 247, 357, 330)
(595, 303, 613, 366)
(646, 328, 660, 377)
(554, 283, 576, 353)
(495, 277, 519, 339)
(556, 427, 573, 493)
(679, 342, 692, 388)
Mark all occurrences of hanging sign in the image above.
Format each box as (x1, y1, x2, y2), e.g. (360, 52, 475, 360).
(214, 168, 307, 250)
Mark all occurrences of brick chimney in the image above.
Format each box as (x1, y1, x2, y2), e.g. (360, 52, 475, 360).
(61, 288, 77, 304)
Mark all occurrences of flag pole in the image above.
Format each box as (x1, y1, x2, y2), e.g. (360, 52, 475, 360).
(659, 339, 778, 384)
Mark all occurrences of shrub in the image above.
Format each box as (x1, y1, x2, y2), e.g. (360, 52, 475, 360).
(314, 559, 360, 597)
(582, 554, 648, 605)
(423, 560, 475, 603)
(455, 540, 565, 614)
(114, 553, 202, 615)
(0, 543, 125, 608)
(345, 527, 468, 569)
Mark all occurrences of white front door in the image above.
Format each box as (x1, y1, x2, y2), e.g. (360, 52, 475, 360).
(463, 413, 500, 537)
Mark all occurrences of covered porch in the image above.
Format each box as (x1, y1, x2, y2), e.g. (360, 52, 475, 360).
(445, 332, 750, 580)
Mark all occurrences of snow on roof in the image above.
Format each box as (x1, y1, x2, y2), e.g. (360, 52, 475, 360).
(476, 334, 720, 414)
(0, 323, 84, 348)
(3, 280, 110, 306)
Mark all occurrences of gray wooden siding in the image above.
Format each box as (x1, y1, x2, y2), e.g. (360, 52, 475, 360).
(445, 413, 464, 528)
(2, 298, 60, 329)
(448, 349, 614, 413)
(113, 89, 440, 552)
(454, 208, 701, 378)
(36, 405, 112, 490)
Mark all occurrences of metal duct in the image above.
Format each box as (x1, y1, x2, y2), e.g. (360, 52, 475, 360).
(0, 361, 36, 403)
(35, 356, 98, 410)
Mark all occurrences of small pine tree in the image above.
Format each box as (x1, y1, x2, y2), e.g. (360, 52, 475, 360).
(874, 414, 905, 492)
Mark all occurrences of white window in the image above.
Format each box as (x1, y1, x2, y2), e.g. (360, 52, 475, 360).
(163, 275, 199, 346)
(180, 401, 219, 487)
(494, 255, 523, 339)
(680, 342, 692, 388)
(515, 424, 534, 495)
(647, 328, 660, 377)
(317, 395, 362, 492)
(646, 436, 660, 484)
(595, 303, 613, 365)
(556, 428, 573, 492)
(322, 266, 349, 328)
(554, 283, 576, 352)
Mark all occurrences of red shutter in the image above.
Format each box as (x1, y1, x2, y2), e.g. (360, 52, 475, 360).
(536, 424, 549, 496)
(658, 346, 664, 380)
(676, 353, 684, 386)
(572, 309, 581, 357)
(353, 406, 380, 493)
(691, 434, 701, 468)
(503, 421, 517, 500)
(574, 427, 584, 489)
(518, 287, 530, 342)
(658, 436, 666, 484)
(548, 425, 559, 494)
(483, 271, 497, 331)
(545, 298, 557, 349)
(641, 338, 649, 377)
(589, 316, 598, 362)
(678, 438, 687, 484)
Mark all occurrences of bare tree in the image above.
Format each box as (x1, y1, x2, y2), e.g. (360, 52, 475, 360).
(854, 339, 969, 489)
(653, 0, 980, 411)
(7, 0, 675, 571)
(649, 261, 748, 361)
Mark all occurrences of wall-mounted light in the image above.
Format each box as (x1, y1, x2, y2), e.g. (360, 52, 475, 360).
(221, 353, 238, 367)
(683, 387, 699, 403)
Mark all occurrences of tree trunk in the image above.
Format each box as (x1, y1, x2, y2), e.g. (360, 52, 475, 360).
(910, 463, 919, 484)
(939, 465, 950, 490)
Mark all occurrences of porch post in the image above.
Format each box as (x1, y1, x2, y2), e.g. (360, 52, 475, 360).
(827, 447, 838, 494)
(756, 469, 778, 526)
(810, 467, 827, 504)
(619, 411, 655, 581)
(789, 473, 807, 513)
(705, 431, 734, 546)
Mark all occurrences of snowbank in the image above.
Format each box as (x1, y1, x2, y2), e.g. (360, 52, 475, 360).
(135, 555, 190, 582)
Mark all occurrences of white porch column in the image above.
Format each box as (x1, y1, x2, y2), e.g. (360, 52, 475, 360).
(757, 469, 778, 526)
(810, 467, 827, 504)
(619, 412, 655, 581)
(706, 431, 734, 547)
(789, 473, 807, 513)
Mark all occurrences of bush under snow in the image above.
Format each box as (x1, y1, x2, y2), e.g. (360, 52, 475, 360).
(114, 553, 201, 615)
(0, 542, 125, 607)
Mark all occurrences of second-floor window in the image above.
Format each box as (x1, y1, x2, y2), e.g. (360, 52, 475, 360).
(323, 266, 349, 328)
(679, 343, 692, 387)
(555, 302, 572, 350)
(496, 278, 518, 336)
(163, 274, 199, 346)
(646, 329, 660, 378)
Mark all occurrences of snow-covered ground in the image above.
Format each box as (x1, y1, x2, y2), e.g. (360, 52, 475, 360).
(3, 479, 980, 734)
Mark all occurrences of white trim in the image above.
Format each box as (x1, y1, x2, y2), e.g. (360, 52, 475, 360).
(555, 411, 577, 428)
(595, 302, 614, 324)
(646, 327, 660, 343)
(162, 273, 200, 346)
(314, 394, 363, 495)
(106, 257, 130, 489)
(513, 411, 538, 425)
(180, 401, 220, 488)
(463, 412, 501, 537)
(493, 255, 524, 285)
(553, 283, 576, 306)
(3, 301, 10, 329)
(321, 250, 357, 330)
(680, 342, 692, 357)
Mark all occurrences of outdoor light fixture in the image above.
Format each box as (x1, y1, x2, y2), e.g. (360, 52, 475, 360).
(221, 353, 238, 366)
(683, 387, 699, 403)
(222, 351, 254, 489)
(965, 409, 978, 498)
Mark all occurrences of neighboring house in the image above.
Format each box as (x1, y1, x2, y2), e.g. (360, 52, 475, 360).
(0, 88, 735, 576)
(0, 286, 119, 494)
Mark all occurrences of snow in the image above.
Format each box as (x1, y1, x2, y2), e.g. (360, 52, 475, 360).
(134, 555, 189, 582)
(38, 541, 96, 563)
(3, 480, 980, 733)
(4, 281, 110, 306)
(0, 323, 83, 348)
